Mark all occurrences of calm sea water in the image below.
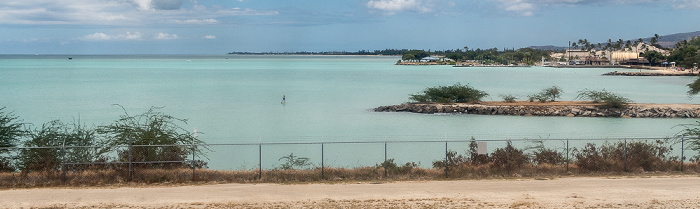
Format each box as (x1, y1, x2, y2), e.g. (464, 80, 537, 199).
(2, 55, 698, 169)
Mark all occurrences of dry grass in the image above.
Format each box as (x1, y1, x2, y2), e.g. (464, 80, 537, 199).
(2, 162, 699, 189)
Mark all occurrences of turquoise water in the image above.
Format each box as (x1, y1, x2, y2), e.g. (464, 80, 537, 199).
(1, 55, 698, 144)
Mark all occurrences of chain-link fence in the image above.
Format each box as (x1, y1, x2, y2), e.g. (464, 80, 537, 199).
(1, 137, 699, 187)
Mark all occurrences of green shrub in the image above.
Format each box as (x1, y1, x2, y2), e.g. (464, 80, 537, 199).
(500, 94, 518, 103)
(1, 107, 26, 172)
(572, 140, 674, 173)
(18, 120, 101, 172)
(97, 106, 207, 169)
(527, 93, 548, 102)
(380, 158, 419, 175)
(278, 153, 312, 170)
(432, 151, 468, 169)
(527, 86, 561, 102)
(540, 86, 562, 102)
(576, 89, 632, 109)
(489, 142, 529, 171)
(526, 141, 565, 165)
(410, 83, 489, 103)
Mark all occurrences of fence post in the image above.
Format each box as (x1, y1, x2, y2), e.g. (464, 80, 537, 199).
(258, 143, 262, 180)
(128, 138, 133, 181)
(681, 136, 684, 172)
(566, 139, 569, 173)
(623, 138, 627, 172)
(506, 140, 511, 176)
(384, 142, 387, 178)
(445, 141, 448, 177)
(321, 143, 324, 180)
(191, 138, 195, 181)
(61, 141, 66, 183)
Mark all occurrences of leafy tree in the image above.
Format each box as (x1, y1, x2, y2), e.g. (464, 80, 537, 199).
(688, 77, 700, 96)
(446, 52, 463, 61)
(1, 107, 26, 172)
(677, 121, 700, 153)
(669, 36, 700, 69)
(641, 51, 666, 66)
(97, 106, 206, 168)
(401, 53, 415, 61)
(401, 50, 430, 61)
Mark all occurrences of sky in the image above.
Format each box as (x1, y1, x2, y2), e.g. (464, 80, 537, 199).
(1, 0, 700, 54)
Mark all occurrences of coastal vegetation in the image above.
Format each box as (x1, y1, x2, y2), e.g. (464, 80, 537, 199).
(1, 136, 696, 187)
(575, 89, 633, 109)
(528, 86, 562, 102)
(0, 107, 25, 172)
(228, 49, 409, 56)
(669, 36, 700, 69)
(500, 94, 518, 103)
(430, 138, 682, 175)
(0, 106, 205, 173)
(400, 48, 552, 65)
(401, 49, 431, 61)
(409, 83, 488, 103)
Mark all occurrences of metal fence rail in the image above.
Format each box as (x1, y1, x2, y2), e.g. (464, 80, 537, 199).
(1, 137, 698, 183)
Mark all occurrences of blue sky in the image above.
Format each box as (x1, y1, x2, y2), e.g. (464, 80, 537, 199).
(1, 0, 700, 54)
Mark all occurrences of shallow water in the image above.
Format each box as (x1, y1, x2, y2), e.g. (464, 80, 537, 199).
(2, 55, 696, 141)
(2, 55, 698, 168)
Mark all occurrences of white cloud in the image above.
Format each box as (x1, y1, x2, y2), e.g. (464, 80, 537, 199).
(203, 35, 216, 39)
(366, 0, 434, 14)
(174, 18, 218, 24)
(671, 0, 700, 9)
(491, 0, 700, 16)
(130, 0, 184, 10)
(500, 0, 536, 16)
(154, 33, 179, 40)
(0, 0, 277, 25)
(81, 32, 143, 41)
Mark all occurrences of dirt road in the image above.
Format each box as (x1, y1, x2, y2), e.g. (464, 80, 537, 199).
(2, 176, 699, 208)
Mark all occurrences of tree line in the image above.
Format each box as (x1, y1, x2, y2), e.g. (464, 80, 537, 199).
(569, 34, 699, 68)
(228, 49, 409, 56)
(399, 34, 699, 67)
(402, 47, 553, 65)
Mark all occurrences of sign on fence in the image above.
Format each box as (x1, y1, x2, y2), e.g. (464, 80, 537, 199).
(477, 142, 487, 155)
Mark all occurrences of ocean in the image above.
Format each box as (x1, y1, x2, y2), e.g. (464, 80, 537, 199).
(1, 55, 697, 169)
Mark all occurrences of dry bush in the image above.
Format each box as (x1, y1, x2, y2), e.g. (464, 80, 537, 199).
(573, 140, 678, 173)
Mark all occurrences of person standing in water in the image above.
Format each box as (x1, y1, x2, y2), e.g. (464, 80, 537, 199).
(281, 94, 286, 104)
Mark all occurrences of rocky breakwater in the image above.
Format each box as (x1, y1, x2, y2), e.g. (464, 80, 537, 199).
(603, 71, 696, 76)
(374, 102, 700, 118)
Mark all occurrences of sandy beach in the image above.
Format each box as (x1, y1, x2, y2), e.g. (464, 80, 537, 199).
(2, 175, 698, 208)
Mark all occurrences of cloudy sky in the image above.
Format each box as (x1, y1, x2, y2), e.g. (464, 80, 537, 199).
(1, 0, 700, 54)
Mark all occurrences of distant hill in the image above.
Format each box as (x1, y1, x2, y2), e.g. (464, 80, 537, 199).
(652, 30, 700, 48)
(528, 30, 700, 50)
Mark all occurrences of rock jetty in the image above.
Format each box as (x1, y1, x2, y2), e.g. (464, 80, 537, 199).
(603, 71, 696, 76)
(374, 102, 700, 118)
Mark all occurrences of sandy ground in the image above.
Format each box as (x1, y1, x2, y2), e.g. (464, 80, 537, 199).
(644, 66, 698, 75)
(2, 176, 699, 208)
